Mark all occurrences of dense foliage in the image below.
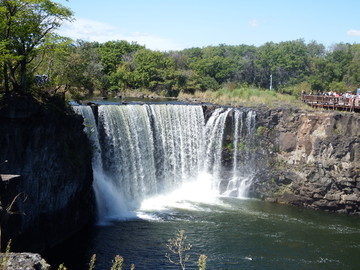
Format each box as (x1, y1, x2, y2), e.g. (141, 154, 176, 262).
(0, 0, 72, 94)
(1, 0, 360, 100)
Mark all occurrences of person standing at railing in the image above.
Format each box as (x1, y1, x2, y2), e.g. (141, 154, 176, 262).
(301, 90, 306, 102)
(349, 96, 354, 112)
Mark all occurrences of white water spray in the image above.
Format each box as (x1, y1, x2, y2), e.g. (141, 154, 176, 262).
(73, 106, 136, 222)
(74, 104, 257, 222)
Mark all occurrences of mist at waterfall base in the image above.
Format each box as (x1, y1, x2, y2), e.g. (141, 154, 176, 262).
(74, 104, 257, 223)
(45, 104, 360, 270)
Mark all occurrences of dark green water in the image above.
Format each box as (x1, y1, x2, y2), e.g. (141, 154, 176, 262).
(45, 198, 360, 270)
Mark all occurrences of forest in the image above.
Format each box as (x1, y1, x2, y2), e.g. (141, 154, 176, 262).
(1, 0, 360, 102)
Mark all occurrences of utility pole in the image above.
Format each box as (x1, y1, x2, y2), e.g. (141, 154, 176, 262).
(269, 74, 273, 91)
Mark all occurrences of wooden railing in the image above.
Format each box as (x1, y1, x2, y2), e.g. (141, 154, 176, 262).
(302, 95, 359, 112)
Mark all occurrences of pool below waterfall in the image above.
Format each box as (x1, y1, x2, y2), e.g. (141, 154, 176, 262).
(45, 197, 360, 270)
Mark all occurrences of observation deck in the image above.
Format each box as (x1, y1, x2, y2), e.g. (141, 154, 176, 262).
(302, 95, 360, 112)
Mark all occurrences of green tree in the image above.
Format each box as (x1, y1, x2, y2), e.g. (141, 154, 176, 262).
(309, 43, 352, 92)
(43, 40, 106, 99)
(230, 44, 257, 85)
(192, 55, 234, 85)
(255, 40, 308, 89)
(254, 42, 276, 88)
(98, 40, 143, 74)
(348, 44, 360, 86)
(98, 40, 143, 94)
(0, 0, 73, 93)
(132, 48, 177, 94)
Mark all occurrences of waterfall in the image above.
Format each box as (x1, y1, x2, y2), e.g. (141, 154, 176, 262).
(74, 104, 257, 222)
(224, 109, 257, 198)
(204, 108, 231, 191)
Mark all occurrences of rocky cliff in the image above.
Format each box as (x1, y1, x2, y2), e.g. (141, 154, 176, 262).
(252, 108, 360, 215)
(0, 94, 95, 252)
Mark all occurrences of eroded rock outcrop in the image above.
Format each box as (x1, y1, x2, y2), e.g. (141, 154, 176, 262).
(0, 252, 49, 270)
(0, 94, 95, 252)
(253, 109, 360, 214)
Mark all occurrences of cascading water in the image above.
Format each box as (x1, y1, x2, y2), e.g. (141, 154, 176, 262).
(74, 104, 257, 222)
(73, 106, 135, 222)
(225, 109, 257, 198)
(204, 108, 231, 189)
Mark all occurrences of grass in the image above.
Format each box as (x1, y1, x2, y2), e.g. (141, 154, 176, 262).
(82, 84, 310, 110)
(0, 240, 11, 270)
(178, 87, 308, 109)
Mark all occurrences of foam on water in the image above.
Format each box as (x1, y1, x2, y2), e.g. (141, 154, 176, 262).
(139, 172, 222, 212)
(73, 104, 257, 222)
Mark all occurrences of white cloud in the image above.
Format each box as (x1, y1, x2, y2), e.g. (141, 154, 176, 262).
(57, 17, 184, 51)
(248, 19, 259, 28)
(347, 29, 360, 37)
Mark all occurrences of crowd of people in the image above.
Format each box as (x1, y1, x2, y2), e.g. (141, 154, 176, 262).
(302, 89, 360, 111)
(304, 90, 358, 99)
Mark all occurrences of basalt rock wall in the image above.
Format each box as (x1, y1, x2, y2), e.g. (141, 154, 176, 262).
(252, 108, 360, 215)
(0, 95, 95, 252)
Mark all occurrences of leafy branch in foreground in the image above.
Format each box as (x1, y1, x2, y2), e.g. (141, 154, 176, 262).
(198, 254, 207, 270)
(165, 229, 207, 270)
(165, 229, 192, 270)
(83, 254, 135, 270)
(88, 254, 96, 270)
(57, 230, 205, 270)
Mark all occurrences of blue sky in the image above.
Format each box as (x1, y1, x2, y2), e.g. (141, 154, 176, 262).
(57, 0, 360, 51)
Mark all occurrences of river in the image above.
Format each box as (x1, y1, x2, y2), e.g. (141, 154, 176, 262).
(45, 196, 360, 270)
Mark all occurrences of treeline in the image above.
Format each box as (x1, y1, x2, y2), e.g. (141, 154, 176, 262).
(1, 1, 360, 99)
(33, 39, 360, 98)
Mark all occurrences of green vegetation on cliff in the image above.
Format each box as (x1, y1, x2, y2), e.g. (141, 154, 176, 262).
(0, 0, 73, 94)
(1, 1, 360, 106)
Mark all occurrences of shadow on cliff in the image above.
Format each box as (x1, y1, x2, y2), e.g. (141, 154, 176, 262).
(0, 92, 96, 252)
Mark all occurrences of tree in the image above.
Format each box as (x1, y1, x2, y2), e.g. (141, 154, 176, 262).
(348, 44, 360, 86)
(34, 39, 107, 98)
(98, 40, 143, 74)
(254, 40, 309, 89)
(0, 0, 73, 93)
(309, 43, 353, 91)
(131, 48, 176, 94)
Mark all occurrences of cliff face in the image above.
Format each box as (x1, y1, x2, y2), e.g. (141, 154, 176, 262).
(253, 108, 360, 214)
(0, 95, 95, 252)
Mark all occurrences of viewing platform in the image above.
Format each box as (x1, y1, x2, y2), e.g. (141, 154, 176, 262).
(302, 95, 360, 112)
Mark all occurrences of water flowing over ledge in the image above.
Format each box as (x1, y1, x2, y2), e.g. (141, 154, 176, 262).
(74, 104, 257, 223)
(75, 104, 360, 219)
